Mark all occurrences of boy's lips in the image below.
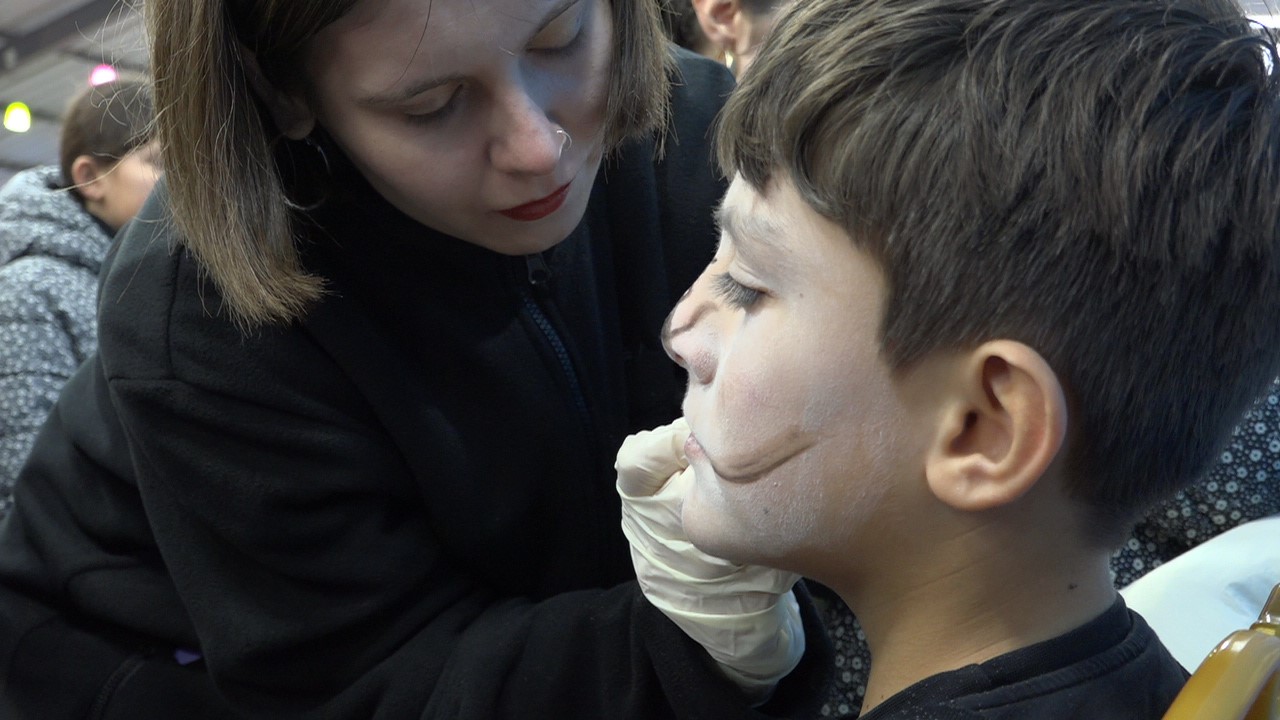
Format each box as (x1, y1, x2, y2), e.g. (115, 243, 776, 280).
(684, 426, 815, 484)
(684, 432, 707, 461)
(499, 181, 572, 221)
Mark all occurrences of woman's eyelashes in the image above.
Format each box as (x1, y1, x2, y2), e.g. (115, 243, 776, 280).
(533, 3, 587, 55)
(404, 86, 462, 126)
(540, 26, 584, 55)
(712, 272, 764, 309)
(403, 8, 586, 127)
(534, 19, 585, 55)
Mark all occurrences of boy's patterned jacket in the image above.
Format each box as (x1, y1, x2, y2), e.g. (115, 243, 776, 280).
(0, 166, 113, 512)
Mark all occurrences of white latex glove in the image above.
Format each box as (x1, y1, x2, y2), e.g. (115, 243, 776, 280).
(616, 418, 805, 698)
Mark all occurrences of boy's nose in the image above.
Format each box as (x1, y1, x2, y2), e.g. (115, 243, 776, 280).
(662, 282, 716, 384)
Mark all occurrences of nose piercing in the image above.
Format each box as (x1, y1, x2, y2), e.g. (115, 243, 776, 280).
(556, 128, 572, 160)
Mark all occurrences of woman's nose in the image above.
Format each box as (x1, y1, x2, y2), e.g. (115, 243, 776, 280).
(488, 87, 562, 177)
(662, 279, 716, 384)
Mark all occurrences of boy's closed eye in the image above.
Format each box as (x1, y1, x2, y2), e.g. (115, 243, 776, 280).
(712, 272, 764, 308)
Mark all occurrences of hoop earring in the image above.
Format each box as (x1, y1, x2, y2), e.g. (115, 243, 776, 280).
(279, 134, 333, 212)
(556, 128, 572, 160)
(304, 135, 332, 177)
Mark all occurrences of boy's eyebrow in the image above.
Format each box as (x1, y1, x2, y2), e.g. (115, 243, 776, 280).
(358, 0, 580, 108)
(715, 202, 793, 266)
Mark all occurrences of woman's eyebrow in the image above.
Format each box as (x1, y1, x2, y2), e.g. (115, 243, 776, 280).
(357, 0, 581, 108)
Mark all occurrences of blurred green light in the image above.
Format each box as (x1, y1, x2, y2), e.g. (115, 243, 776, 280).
(3, 102, 32, 133)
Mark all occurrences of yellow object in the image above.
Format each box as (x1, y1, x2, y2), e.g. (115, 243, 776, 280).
(3, 102, 31, 133)
(1163, 582, 1280, 720)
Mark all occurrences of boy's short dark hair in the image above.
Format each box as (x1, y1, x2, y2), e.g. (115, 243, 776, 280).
(717, 0, 1280, 529)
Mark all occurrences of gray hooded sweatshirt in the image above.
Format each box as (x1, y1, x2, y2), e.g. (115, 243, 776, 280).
(0, 165, 114, 513)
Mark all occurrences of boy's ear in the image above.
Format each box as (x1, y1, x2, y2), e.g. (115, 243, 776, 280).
(240, 46, 315, 141)
(70, 155, 107, 202)
(691, 0, 744, 54)
(923, 340, 1068, 512)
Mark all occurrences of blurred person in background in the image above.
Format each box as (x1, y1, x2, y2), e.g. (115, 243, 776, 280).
(660, 0, 717, 58)
(0, 79, 159, 511)
(691, 0, 784, 77)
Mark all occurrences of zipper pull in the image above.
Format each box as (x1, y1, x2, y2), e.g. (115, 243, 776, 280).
(525, 253, 552, 289)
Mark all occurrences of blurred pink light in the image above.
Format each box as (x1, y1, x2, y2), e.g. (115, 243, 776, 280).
(89, 64, 118, 86)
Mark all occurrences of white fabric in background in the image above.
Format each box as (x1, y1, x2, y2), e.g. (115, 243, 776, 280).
(1120, 513, 1280, 670)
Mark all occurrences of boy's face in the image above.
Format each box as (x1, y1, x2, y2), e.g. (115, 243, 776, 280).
(662, 175, 925, 574)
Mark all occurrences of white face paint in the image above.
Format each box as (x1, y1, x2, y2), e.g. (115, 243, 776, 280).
(303, 0, 613, 254)
(663, 174, 918, 578)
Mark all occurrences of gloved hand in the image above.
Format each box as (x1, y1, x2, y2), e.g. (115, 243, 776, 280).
(616, 418, 805, 699)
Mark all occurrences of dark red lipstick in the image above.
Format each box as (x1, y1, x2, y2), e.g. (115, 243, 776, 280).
(499, 182, 571, 221)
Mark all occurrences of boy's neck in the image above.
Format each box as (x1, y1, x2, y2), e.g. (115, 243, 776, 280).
(832, 510, 1118, 713)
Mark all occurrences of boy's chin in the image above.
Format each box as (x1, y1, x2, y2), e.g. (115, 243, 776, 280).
(680, 486, 755, 565)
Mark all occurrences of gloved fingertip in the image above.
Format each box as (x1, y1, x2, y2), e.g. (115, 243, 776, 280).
(669, 417, 691, 464)
(615, 418, 694, 496)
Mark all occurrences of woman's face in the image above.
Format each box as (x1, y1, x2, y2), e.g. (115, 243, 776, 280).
(304, 0, 614, 254)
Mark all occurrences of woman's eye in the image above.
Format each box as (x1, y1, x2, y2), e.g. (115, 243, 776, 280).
(534, 25, 583, 55)
(404, 86, 461, 126)
(531, 4, 585, 55)
(712, 272, 764, 309)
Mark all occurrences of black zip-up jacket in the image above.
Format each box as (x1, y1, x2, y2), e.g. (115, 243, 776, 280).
(0, 52, 830, 719)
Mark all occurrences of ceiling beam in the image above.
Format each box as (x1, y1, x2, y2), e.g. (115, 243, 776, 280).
(57, 47, 146, 74)
(0, 0, 126, 77)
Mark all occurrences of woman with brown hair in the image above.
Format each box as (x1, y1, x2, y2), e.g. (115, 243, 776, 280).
(0, 0, 827, 717)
